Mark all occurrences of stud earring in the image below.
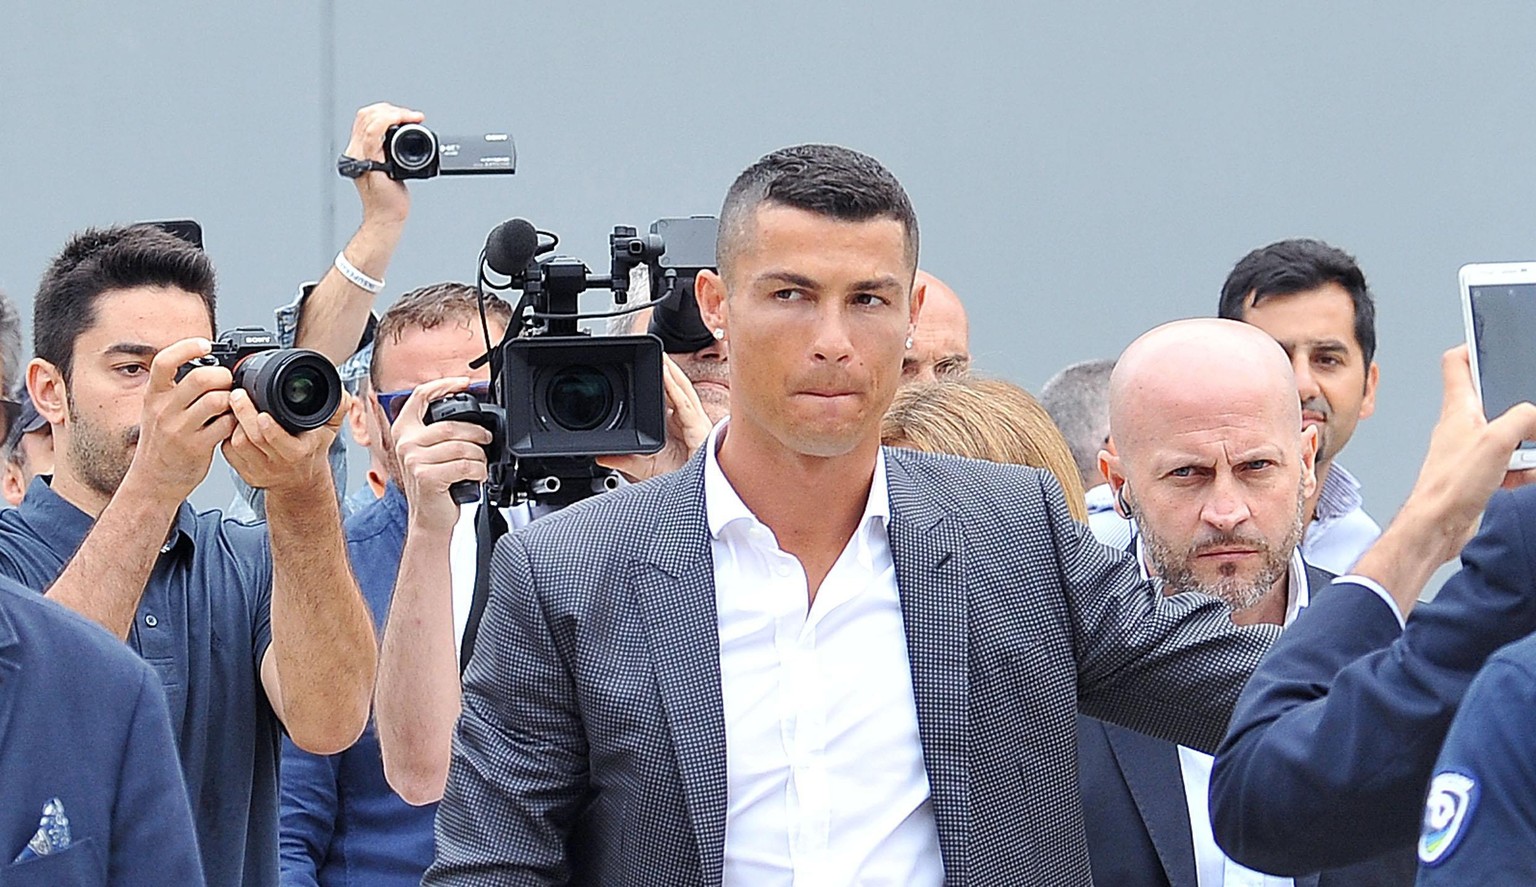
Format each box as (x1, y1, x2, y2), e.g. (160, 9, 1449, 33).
(713, 328, 725, 340)
(905, 336, 914, 349)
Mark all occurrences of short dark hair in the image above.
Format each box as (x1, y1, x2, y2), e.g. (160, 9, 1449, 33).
(370, 282, 513, 389)
(1218, 238, 1376, 367)
(717, 144, 919, 279)
(34, 225, 217, 382)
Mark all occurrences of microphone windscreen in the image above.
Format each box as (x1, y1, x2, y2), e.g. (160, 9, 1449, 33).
(485, 218, 539, 276)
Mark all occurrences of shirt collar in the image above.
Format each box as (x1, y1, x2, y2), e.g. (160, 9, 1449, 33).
(1314, 462, 1363, 524)
(703, 418, 891, 541)
(1084, 482, 1116, 514)
(1281, 546, 1310, 626)
(19, 475, 200, 556)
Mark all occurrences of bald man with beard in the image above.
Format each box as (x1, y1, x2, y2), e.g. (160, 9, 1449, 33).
(1076, 318, 1417, 886)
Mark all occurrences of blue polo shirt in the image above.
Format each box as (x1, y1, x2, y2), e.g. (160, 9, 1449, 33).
(280, 483, 438, 886)
(0, 477, 278, 887)
(1418, 631, 1536, 883)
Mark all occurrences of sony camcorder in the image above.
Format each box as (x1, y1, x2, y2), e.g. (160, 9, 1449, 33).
(381, 124, 517, 180)
(175, 328, 342, 434)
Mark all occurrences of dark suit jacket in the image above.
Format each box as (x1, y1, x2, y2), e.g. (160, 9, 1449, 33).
(428, 448, 1281, 887)
(1211, 485, 1536, 875)
(0, 576, 204, 886)
(1077, 563, 1416, 887)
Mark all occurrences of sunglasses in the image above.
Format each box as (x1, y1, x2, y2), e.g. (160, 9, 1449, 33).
(375, 381, 493, 424)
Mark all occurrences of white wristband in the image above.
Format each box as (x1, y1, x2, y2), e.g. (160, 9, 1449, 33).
(334, 251, 384, 294)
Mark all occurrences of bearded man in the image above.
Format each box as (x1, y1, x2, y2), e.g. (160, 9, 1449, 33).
(1075, 318, 1417, 886)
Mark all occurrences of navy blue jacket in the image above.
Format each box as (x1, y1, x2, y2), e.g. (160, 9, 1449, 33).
(1415, 630, 1536, 881)
(0, 575, 204, 886)
(1212, 486, 1536, 874)
(280, 484, 436, 886)
(1077, 564, 1416, 886)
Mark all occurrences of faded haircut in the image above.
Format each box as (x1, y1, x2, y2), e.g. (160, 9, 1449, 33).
(716, 144, 919, 282)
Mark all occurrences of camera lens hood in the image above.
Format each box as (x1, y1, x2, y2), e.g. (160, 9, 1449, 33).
(234, 349, 343, 433)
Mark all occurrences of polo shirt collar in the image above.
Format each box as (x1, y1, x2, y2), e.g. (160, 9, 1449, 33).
(19, 475, 199, 557)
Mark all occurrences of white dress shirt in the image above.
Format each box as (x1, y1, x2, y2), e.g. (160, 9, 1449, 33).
(1168, 547, 1311, 887)
(447, 500, 539, 652)
(704, 422, 943, 887)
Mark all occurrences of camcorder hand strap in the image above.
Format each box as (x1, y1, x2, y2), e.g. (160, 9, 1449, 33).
(459, 500, 509, 675)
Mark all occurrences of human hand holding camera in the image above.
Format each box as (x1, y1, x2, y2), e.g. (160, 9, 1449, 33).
(393, 377, 493, 533)
(123, 338, 239, 507)
(168, 328, 347, 494)
(222, 386, 348, 496)
(1353, 345, 1536, 614)
(344, 102, 423, 228)
(596, 355, 712, 483)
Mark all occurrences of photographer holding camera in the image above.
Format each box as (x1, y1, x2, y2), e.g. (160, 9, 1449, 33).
(0, 225, 376, 887)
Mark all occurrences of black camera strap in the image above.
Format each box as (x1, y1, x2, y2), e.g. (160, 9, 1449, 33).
(459, 500, 508, 675)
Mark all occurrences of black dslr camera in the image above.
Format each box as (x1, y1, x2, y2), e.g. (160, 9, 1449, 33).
(382, 124, 517, 180)
(175, 328, 343, 434)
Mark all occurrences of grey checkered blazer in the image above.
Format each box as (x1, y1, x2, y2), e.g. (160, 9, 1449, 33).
(426, 446, 1277, 886)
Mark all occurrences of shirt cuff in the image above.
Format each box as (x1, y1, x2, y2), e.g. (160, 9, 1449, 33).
(1335, 574, 1407, 629)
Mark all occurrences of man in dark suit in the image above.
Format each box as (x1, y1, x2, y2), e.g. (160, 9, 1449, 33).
(0, 573, 204, 885)
(1209, 347, 1536, 877)
(1078, 319, 1414, 886)
(425, 145, 1518, 887)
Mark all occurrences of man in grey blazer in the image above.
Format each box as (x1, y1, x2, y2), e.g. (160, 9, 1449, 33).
(425, 145, 1511, 886)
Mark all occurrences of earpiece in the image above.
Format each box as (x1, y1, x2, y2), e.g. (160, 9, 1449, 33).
(1115, 485, 1134, 519)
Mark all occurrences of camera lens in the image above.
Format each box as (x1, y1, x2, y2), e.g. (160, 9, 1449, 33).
(389, 125, 437, 172)
(545, 365, 613, 431)
(281, 365, 325, 412)
(235, 349, 343, 434)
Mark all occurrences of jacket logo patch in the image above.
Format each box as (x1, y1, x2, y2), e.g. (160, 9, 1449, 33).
(1419, 771, 1478, 866)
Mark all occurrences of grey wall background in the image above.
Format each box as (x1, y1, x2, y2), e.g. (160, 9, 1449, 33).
(5, 2, 1536, 573)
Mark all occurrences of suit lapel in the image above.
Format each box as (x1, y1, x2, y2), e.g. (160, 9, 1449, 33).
(634, 453, 729, 886)
(1102, 723, 1199, 887)
(885, 451, 969, 881)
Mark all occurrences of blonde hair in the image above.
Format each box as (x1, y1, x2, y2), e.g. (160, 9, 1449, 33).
(882, 377, 1089, 522)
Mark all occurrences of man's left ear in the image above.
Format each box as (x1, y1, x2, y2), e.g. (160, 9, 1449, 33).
(1300, 424, 1320, 499)
(27, 359, 67, 426)
(1359, 361, 1380, 421)
(695, 269, 728, 339)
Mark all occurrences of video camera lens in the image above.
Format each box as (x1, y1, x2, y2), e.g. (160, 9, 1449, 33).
(384, 123, 439, 179)
(545, 366, 615, 432)
(234, 350, 343, 433)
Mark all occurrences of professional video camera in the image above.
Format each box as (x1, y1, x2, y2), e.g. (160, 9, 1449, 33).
(642, 216, 719, 353)
(175, 328, 342, 434)
(424, 215, 720, 508)
(381, 124, 517, 180)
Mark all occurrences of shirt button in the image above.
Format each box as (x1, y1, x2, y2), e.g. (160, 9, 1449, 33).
(143, 613, 158, 628)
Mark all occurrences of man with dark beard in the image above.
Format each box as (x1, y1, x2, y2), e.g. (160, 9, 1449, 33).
(1075, 318, 1416, 886)
(0, 225, 376, 887)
